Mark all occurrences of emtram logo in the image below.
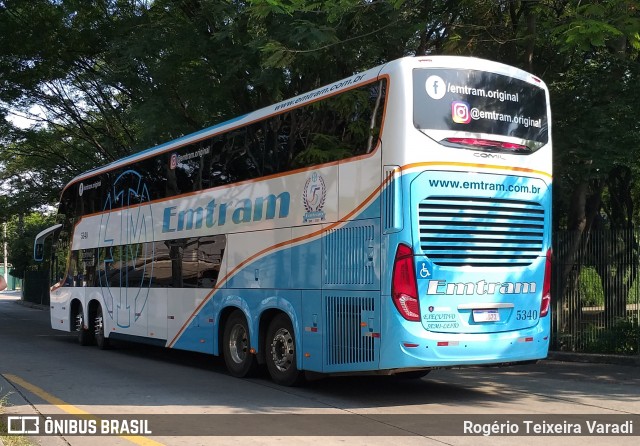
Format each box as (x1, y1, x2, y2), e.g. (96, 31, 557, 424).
(99, 170, 154, 329)
(302, 172, 327, 223)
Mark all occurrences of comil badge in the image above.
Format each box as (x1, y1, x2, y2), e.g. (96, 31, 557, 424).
(302, 172, 326, 223)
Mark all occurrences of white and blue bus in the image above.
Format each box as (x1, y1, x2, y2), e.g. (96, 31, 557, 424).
(35, 56, 552, 385)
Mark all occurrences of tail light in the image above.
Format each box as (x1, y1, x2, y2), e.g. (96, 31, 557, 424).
(392, 244, 420, 321)
(442, 137, 530, 153)
(540, 249, 552, 317)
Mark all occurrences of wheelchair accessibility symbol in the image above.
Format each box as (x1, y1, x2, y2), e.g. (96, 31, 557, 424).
(417, 262, 431, 279)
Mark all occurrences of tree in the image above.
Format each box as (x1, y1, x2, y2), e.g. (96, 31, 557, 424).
(548, 1, 640, 327)
(1, 212, 56, 279)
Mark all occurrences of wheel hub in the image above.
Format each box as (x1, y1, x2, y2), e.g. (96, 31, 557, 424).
(94, 315, 103, 337)
(271, 328, 294, 372)
(229, 324, 249, 364)
(75, 312, 84, 332)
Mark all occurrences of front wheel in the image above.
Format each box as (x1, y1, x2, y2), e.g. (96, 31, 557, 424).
(265, 314, 303, 386)
(223, 310, 258, 378)
(94, 305, 110, 350)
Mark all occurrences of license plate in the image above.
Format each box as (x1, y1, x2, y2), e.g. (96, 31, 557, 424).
(472, 309, 500, 322)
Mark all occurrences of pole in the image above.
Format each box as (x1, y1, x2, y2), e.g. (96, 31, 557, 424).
(3, 222, 8, 285)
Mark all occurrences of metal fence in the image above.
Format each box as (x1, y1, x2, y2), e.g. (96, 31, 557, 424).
(553, 228, 640, 355)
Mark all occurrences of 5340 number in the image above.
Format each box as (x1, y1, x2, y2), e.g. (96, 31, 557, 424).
(516, 309, 538, 320)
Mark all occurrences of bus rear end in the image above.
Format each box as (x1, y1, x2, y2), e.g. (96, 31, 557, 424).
(380, 57, 552, 370)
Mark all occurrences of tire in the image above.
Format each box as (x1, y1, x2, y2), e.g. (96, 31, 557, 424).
(74, 305, 93, 346)
(265, 314, 303, 386)
(223, 310, 258, 378)
(94, 305, 110, 350)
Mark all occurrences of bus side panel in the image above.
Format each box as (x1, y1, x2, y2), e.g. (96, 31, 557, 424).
(50, 286, 76, 332)
(168, 289, 215, 354)
(322, 217, 381, 291)
(321, 217, 382, 372)
(291, 225, 323, 290)
(300, 290, 323, 372)
(338, 153, 381, 222)
(321, 290, 380, 372)
(148, 289, 168, 341)
(226, 228, 292, 289)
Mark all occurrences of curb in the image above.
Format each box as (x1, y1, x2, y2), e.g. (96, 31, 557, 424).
(546, 351, 640, 367)
(15, 299, 49, 311)
(0, 374, 66, 446)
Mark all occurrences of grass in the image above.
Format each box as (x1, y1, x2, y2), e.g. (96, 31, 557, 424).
(0, 392, 34, 446)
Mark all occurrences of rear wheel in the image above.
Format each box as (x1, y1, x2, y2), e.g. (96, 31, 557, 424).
(223, 310, 258, 377)
(265, 314, 303, 386)
(94, 305, 110, 350)
(74, 305, 93, 346)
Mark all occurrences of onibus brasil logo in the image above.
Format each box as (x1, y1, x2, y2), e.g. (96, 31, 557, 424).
(99, 170, 154, 328)
(303, 172, 326, 223)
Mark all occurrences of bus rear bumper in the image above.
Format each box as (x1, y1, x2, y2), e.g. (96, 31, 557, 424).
(379, 309, 551, 369)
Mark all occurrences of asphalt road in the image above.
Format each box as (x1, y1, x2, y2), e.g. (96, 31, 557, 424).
(1, 291, 639, 446)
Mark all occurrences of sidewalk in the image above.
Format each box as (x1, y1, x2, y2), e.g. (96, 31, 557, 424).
(0, 290, 22, 299)
(0, 373, 67, 446)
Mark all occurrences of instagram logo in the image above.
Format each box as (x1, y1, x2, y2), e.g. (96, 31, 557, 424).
(451, 101, 471, 124)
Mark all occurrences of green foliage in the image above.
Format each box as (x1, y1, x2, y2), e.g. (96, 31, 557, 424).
(1, 212, 56, 280)
(581, 318, 640, 355)
(579, 267, 605, 307)
(553, 0, 640, 53)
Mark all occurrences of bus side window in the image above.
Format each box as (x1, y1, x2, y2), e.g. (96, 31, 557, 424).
(198, 235, 226, 288)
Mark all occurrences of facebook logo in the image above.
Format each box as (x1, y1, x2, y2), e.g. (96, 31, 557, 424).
(425, 75, 446, 100)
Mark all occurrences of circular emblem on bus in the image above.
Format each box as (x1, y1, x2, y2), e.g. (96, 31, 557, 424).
(79, 183, 84, 196)
(302, 172, 327, 223)
(99, 170, 154, 329)
(425, 75, 446, 100)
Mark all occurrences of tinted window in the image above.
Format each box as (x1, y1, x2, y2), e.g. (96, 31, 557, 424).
(67, 79, 387, 219)
(202, 80, 386, 188)
(198, 235, 226, 288)
(413, 68, 548, 143)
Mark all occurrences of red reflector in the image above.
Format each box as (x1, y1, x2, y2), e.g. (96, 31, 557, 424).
(403, 343, 419, 348)
(437, 341, 448, 346)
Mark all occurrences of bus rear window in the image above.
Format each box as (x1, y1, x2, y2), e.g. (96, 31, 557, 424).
(413, 68, 548, 144)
